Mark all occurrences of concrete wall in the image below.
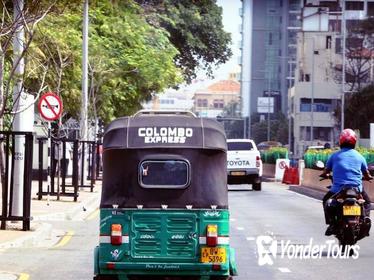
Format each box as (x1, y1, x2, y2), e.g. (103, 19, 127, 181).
(263, 163, 276, 178)
(264, 164, 374, 201)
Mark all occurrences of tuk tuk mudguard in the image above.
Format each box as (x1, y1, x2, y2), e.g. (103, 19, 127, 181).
(229, 247, 238, 276)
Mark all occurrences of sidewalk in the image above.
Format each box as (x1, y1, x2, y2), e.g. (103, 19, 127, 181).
(0, 179, 101, 249)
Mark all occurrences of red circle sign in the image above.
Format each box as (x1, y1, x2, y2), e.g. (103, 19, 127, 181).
(279, 161, 287, 169)
(38, 92, 63, 121)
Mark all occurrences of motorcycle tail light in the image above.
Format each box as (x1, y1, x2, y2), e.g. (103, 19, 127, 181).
(206, 224, 218, 247)
(111, 224, 122, 245)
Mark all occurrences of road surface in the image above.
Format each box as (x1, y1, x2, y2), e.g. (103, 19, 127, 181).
(1, 182, 373, 280)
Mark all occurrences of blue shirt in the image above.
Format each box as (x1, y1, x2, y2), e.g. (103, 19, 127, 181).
(326, 148, 368, 193)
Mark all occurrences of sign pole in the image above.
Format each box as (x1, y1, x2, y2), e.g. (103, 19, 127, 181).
(38, 92, 63, 204)
(47, 122, 51, 205)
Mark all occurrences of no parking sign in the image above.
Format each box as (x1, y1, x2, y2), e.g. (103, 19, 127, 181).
(38, 92, 63, 121)
(275, 159, 290, 181)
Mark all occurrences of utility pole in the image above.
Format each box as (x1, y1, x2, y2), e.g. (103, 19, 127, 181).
(267, 73, 271, 141)
(11, 0, 35, 216)
(81, 0, 89, 141)
(341, 0, 346, 131)
(311, 37, 315, 143)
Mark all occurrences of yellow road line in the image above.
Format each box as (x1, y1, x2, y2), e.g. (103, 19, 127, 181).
(86, 208, 99, 221)
(19, 273, 30, 280)
(54, 230, 74, 248)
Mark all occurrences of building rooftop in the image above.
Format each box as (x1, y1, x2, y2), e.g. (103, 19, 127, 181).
(197, 80, 240, 94)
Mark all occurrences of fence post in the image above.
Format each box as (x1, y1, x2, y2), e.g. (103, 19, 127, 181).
(72, 140, 79, 202)
(22, 133, 33, 231)
(38, 138, 44, 200)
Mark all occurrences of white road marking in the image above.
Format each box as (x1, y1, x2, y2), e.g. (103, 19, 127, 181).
(278, 267, 291, 273)
(236, 226, 244, 231)
(230, 218, 237, 222)
(246, 236, 255, 241)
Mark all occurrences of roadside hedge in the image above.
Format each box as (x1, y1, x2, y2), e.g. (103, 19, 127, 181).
(303, 147, 374, 169)
(260, 147, 289, 164)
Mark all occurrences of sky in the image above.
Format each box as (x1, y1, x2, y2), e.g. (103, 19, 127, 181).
(212, 0, 242, 80)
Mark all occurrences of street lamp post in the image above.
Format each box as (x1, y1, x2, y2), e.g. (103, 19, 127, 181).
(311, 37, 315, 143)
(267, 73, 271, 141)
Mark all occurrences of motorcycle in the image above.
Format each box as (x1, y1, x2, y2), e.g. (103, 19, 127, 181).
(316, 161, 372, 253)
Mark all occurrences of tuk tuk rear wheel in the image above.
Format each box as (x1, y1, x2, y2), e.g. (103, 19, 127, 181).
(252, 182, 261, 191)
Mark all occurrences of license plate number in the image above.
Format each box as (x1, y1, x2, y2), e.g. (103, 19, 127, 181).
(343, 205, 361, 216)
(201, 247, 226, 263)
(230, 171, 245, 176)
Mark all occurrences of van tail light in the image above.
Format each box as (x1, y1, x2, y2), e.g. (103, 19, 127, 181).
(206, 224, 218, 247)
(256, 156, 261, 168)
(111, 224, 122, 245)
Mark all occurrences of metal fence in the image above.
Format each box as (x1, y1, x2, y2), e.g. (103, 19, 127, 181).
(0, 131, 33, 231)
(36, 139, 99, 201)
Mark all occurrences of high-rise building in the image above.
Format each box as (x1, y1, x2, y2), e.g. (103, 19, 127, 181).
(240, 0, 302, 138)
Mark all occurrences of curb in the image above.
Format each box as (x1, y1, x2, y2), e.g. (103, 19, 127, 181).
(0, 223, 52, 249)
(32, 191, 100, 221)
(289, 184, 374, 209)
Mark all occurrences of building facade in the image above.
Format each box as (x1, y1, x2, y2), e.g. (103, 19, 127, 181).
(193, 80, 240, 118)
(240, 0, 302, 138)
(290, 0, 374, 156)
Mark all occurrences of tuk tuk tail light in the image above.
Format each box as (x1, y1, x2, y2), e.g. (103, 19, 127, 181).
(111, 224, 122, 245)
(206, 224, 218, 247)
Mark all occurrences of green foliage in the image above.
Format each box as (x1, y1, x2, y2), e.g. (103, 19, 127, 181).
(135, 0, 232, 82)
(251, 112, 289, 144)
(260, 147, 289, 164)
(24, 1, 181, 122)
(303, 147, 374, 169)
(344, 85, 374, 138)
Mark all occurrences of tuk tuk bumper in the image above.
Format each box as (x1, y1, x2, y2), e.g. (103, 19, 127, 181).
(94, 246, 237, 278)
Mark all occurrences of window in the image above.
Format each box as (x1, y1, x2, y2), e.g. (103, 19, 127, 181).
(269, 33, 273, 45)
(300, 127, 331, 141)
(329, 19, 341, 32)
(304, 74, 311, 82)
(368, 2, 374, 16)
(228, 142, 253, 151)
(300, 98, 332, 112)
(139, 160, 190, 189)
(213, 99, 224, 109)
(326, 36, 332, 49)
(197, 99, 208, 107)
(335, 38, 342, 54)
(346, 1, 364, 11)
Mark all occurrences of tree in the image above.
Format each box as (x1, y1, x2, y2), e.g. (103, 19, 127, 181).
(25, 1, 182, 122)
(250, 113, 288, 144)
(135, 0, 232, 82)
(334, 18, 374, 92)
(343, 84, 374, 138)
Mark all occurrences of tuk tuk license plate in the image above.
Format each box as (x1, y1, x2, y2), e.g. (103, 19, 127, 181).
(201, 247, 226, 263)
(343, 205, 361, 216)
(230, 171, 245, 176)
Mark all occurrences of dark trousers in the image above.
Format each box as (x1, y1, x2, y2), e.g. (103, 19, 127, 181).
(323, 189, 371, 224)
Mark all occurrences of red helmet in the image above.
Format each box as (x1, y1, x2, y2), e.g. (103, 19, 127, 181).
(339, 129, 357, 146)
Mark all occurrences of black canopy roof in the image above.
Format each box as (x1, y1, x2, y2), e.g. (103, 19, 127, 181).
(103, 114, 227, 151)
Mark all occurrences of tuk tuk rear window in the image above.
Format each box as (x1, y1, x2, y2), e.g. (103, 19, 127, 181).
(139, 160, 190, 189)
(228, 142, 253, 151)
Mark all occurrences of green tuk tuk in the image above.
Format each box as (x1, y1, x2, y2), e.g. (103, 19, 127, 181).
(94, 110, 238, 280)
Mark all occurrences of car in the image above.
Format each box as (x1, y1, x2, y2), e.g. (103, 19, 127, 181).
(227, 139, 263, 191)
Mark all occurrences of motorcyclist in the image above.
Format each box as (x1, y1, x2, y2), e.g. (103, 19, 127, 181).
(321, 129, 372, 236)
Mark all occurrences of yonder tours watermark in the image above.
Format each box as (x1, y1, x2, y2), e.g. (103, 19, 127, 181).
(256, 235, 360, 266)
